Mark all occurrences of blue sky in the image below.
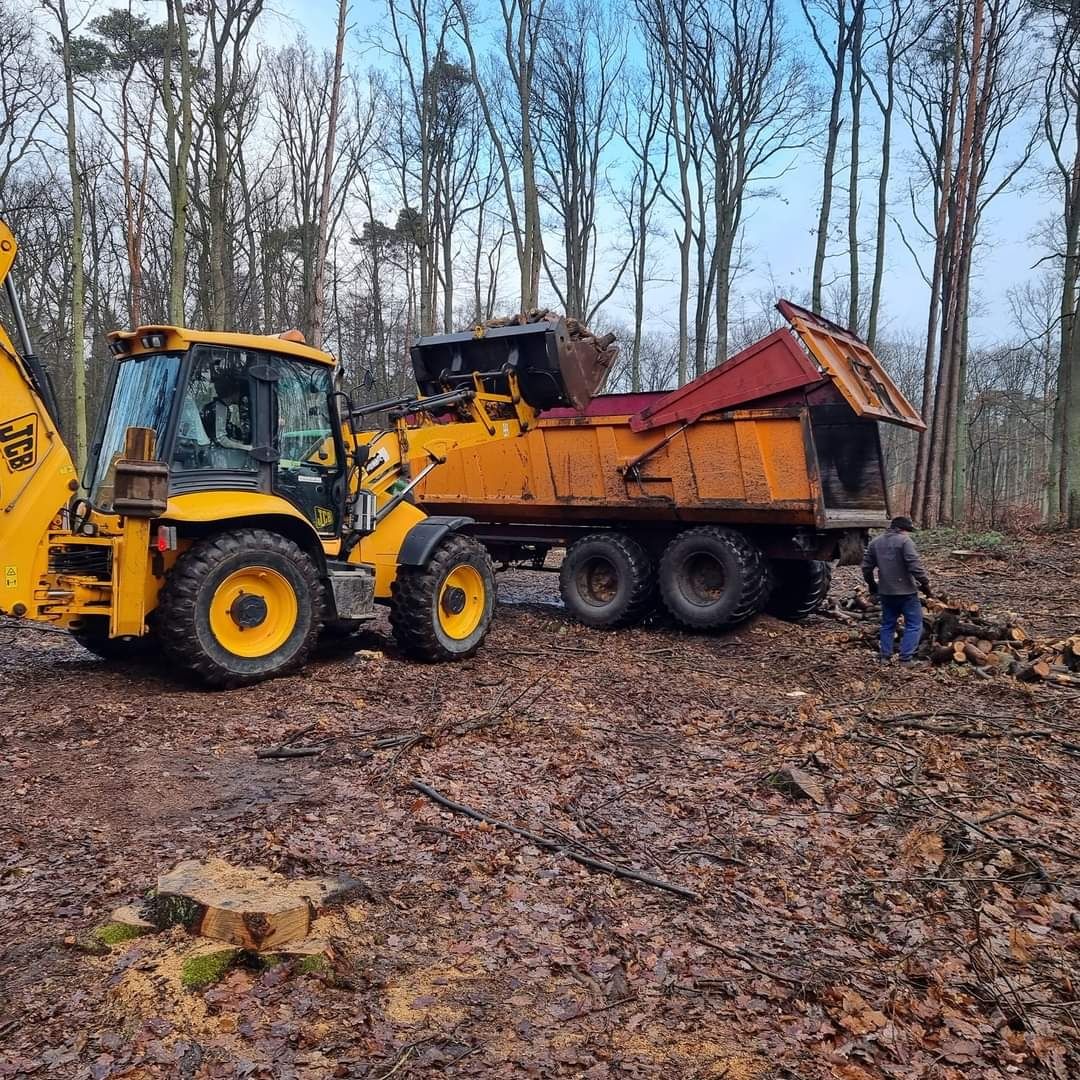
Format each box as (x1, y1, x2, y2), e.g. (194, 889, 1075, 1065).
(268, 0, 1053, 346)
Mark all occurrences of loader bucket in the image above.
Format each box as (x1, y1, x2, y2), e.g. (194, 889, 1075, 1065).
(411, 319, 611, 412)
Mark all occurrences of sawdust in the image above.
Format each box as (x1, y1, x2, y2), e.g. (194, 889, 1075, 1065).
(382, 958, 485, 1028)
(105, 936, 218, 1037)
(611, 1027, 765, 1078)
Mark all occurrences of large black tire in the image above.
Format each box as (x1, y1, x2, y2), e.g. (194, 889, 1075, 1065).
(157, 529, 323, 687)
(765, 559, 833, 621)
(658, 526, 767, 631)
(71, 616, 157, 661)
(390, 534, 496, 661)
(559, 532, 655, 629)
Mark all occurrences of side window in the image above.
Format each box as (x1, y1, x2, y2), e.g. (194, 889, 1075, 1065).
(273, 357, 341, 535)
(173, 347, 259, 473)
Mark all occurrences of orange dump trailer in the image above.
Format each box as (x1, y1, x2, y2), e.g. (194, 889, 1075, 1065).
(410, 302, 924, 631)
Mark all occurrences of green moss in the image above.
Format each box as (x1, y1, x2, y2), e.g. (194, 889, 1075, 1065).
(91, 922, 149, 947)
(155, 895, 201, 930)
(256, 953, 284, 969)
(181, 948, 240, 990)
(295, 954, 328, 976)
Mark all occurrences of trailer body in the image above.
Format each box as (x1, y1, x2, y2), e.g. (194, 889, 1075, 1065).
(408, 301, 924, 629)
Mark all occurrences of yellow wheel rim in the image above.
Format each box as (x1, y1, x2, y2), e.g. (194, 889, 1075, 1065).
(437, 564, 486, 640)
(208, 566, 298, 658)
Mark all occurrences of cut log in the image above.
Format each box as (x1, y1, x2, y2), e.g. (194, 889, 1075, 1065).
(1015, 660, 1051, 683)
(155, 858, 362, 952)
(930, 644, 956, 665)
(962, 642, 990, 666)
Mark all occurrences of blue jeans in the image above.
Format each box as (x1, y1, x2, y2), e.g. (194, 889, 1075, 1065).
(880, 593, 923, 660)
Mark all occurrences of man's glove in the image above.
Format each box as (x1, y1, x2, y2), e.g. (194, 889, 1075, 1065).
(920, 582, 933, 599)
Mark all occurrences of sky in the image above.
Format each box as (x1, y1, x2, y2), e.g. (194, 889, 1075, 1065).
(209, 0, 1060, 349)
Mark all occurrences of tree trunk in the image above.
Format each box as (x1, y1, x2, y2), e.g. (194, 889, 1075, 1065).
(806, 0, 848, 313)
(311, 0, 348, 350)
(54, 0, 87, 472)
(846, 0, 864, 332)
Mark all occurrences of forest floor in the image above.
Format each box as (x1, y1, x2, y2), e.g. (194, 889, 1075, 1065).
(1, 531, 1078, 1080)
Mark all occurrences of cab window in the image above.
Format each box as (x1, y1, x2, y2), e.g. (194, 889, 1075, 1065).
(173, 347, 259, 473)
(273, 357, 340, 535)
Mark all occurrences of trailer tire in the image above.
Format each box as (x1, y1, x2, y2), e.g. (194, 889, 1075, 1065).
(390, 534, 496, 661)
(559, 532, 655, 629)
(659, 526, 767, 630)
(157, 529, 323, 687)
(765, 559, 833, 621)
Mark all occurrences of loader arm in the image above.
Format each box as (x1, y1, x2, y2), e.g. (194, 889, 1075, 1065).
(0, 222, 79, 617)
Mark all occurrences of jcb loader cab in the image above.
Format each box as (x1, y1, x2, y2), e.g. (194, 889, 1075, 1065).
(0, 221, 602, 686)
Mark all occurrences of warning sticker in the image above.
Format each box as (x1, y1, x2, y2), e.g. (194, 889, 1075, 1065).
(4, 565, 16, 589)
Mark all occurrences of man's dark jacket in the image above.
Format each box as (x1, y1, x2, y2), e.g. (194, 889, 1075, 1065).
(862, 527, 930, 596)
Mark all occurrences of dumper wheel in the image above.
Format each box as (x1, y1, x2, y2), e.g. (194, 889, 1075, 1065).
(765, 559, 833, 621)
(157, 529, 323, 687)
(390, 534, 496, 661)
(559, 532, 655, 629)
(659, 526, 767, 631)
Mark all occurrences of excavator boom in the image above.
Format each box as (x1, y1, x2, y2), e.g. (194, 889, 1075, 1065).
(0, 222, 79, 618)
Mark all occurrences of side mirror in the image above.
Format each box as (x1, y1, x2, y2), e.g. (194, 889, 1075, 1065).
(353, 443, 371, 469)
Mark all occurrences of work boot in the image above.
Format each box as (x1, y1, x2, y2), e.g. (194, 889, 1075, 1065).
(877, 654, 893, 665)
(899, 657, 926, 669)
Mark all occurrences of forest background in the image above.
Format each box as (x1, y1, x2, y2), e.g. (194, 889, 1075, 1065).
(2, 0, 1078, 526)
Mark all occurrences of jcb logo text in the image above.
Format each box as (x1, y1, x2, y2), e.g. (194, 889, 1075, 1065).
(0, 413, 37, 472)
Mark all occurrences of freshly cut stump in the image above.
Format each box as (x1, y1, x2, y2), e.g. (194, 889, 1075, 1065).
(155, 858, 358, 952)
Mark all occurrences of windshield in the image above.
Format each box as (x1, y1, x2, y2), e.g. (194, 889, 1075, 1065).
(88, 352, 181, 509)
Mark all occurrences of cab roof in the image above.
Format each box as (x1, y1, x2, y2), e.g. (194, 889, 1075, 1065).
(106, 325, 336, 366)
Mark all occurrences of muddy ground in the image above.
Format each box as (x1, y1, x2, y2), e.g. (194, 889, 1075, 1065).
(1, 532, 1078, 1079)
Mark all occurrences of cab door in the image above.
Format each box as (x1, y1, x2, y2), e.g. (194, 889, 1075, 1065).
(271, 355, 343, 537)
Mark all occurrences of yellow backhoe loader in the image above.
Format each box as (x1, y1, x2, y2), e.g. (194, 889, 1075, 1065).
(0, 220, 606, 686)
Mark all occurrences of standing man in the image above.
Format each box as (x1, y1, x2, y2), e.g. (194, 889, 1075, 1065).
(862, 516, 932, 665)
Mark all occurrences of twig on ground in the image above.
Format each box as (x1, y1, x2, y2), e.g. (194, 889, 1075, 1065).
(409, 779, 700, 901)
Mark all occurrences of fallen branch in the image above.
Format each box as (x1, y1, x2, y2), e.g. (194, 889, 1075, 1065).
(255, 745, 324, 760)
(409, 780, 699, 901)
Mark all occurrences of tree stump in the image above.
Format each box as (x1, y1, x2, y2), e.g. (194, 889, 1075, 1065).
(155, 858, 360, 952)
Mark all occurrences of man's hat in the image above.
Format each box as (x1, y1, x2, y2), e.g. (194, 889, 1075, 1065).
(890, 515, 915, 531)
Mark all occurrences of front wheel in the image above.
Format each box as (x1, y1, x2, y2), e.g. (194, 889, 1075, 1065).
(390, 534, 496, 661)
(156, 529, 323, 687)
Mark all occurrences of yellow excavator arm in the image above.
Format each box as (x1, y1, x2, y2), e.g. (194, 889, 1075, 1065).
(0, 222, 79, 618)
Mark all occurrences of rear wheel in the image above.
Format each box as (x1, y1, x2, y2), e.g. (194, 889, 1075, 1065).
(559, 532, 655, 628)
(390, 534, 496, 661)
(765, 559, 832, 621)
(658, 526, 767, 631)
(157, 529, 322, 687)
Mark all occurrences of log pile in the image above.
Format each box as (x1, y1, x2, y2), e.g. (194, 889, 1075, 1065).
(823, 593, 1080, 686)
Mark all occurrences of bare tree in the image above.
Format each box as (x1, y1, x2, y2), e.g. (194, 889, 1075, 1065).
(617, 42, 669, 391)
(311, 0, 350, 349)
(44, 0, 88, 470)
(207, 0, 264, 330)
(534, 0, 629, 323)
(454, 0, 547, 311)
(906, 0, 1035, 524)
(1039, 0, 1080, 524)
(0, 1, 58, 198)
(801, 0, 857, 313)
